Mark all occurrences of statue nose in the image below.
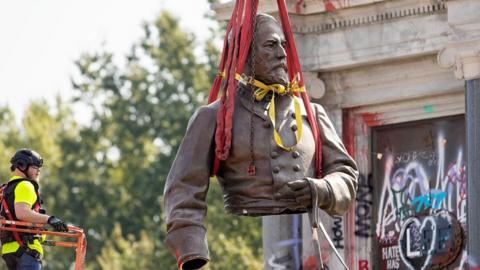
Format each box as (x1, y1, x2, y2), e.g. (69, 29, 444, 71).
(276, 45, 287, 58)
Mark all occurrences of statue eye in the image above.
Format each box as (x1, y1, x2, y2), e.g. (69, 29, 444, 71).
(265, 42, 275, 48)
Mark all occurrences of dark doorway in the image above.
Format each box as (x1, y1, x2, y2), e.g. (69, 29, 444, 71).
(372, 115, 466, 270)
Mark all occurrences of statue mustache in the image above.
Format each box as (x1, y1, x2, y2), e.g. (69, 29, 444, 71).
(272, 61, 287, 71)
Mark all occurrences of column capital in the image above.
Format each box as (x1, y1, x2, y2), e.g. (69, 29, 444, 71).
(437, 40, 480, 80)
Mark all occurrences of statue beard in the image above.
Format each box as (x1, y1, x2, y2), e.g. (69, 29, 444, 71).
(253, 64, 289, 86)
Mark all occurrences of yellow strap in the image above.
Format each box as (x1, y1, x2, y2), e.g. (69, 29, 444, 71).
(270, 95, 303, 151)
(235, 72, 305, 151)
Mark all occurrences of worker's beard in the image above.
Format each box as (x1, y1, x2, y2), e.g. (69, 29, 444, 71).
(26, 170, 39, 182)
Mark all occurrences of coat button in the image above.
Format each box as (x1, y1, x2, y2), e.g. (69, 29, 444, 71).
(263, 121, 271, 128)
(292, 151, 300, 158)
(291, 124, 297, 131)
(271, 150, 279, 159)
(293, 164, 301, 172)
(273, 166, 280, 173)
(291, 112, 296, 119)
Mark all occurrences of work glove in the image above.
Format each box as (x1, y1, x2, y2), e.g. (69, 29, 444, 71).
(274, 178, 331, 209)
(47, 216, 69, 232)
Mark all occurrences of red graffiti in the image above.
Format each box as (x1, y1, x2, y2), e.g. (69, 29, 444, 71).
(323, 0, 353, 12)
(361, 112, 382, 127)
(303, 256, 318, 270)
(342, 111, 355, 156)
(324, 0, 336, 12)
(359, 259, 369, 270)
(303, 253, 331, 270)
(295, 0, 304, 13)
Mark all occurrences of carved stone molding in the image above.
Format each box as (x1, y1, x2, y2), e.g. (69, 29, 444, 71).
(212, 0, 294, 21)
(319, 55, 463, 108)
(437, 40, 480, 80)
(303, 71, 325, 99)
(213, 0, 447, 35)
(293, 1, 446, 34)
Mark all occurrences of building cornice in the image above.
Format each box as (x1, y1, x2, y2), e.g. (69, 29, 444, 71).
(212, 0, 390, 21)
(292, 1, 446, 34)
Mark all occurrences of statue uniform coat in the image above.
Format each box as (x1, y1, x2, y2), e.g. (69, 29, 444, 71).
(163, 85, 358, 266)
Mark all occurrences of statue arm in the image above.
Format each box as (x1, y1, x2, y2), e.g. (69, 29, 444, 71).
(312, 103, 359, 216)
(163, 104, 217, 269)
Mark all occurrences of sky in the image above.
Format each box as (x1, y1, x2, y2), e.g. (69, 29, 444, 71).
(0, 0, 218, 124)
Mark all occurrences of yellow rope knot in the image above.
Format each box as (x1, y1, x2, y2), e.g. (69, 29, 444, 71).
(254, 84, 286, 101)
(235, 73, 305, 152)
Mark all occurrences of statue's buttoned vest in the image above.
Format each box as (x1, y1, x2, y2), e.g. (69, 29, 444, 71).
(218, 88, 316, 215)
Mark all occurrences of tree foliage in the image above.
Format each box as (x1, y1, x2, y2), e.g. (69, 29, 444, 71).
(0, 7, 262, 270)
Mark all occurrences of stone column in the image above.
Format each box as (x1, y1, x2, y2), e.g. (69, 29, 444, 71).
(463, 53, 480, 268)
(438, 41, 480, 268)
(465, 78, 480, 263)
(438, 3, 480, 264)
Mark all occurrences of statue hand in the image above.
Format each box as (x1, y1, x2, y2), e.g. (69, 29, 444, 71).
(274, 179, 312, 208)
(274, 178, 332, 209)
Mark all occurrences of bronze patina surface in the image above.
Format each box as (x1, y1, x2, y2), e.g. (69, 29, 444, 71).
(164, 14, 358, 270)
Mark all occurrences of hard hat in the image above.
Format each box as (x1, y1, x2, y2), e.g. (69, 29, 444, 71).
(10, 148, 43, 170)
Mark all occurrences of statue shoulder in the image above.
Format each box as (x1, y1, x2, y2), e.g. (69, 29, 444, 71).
(203, 100, 220, 113)
(310, 102, 327, 116)
(187, 101, 219, 129)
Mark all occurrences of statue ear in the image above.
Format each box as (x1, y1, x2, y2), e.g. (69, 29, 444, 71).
(243, 56, 253, 77)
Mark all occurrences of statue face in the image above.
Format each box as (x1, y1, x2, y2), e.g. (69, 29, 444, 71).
(250, 19, 288, 85)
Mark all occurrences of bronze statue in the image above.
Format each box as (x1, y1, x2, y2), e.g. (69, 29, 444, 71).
(164, 13, 358, 270)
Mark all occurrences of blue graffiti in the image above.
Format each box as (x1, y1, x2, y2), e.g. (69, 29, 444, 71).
(412, 191, 446, 213)
(268, 214, 302, 269)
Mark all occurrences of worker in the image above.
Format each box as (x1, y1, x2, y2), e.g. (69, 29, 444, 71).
(1, 149, 68, 270)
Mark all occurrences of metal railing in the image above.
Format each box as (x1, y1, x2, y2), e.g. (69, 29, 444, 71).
(0, 220, 87, 270)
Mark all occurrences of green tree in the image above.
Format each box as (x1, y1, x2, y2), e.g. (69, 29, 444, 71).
(64, 10, 262, 270)
(0, 106, 21, 181)
(0, 6, 263, 270)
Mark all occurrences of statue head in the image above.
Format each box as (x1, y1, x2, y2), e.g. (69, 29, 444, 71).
(245, 14, 288, 86)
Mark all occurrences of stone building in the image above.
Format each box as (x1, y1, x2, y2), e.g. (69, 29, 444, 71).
(214, 0, 480, 269)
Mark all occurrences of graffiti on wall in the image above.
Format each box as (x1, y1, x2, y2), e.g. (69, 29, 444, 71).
(381, 245, 401, 269)
(332, 216, 345, 249)
(358, 259, 369, 270)
(323, 0, 353, 12)
(356, 174, 373, 238)
(398, 211, 463, 270)
(373, 116, 465, 269)
(296, 0, 356, 13)
(375, 136, 466, 238)
(268, 215, 302, 270)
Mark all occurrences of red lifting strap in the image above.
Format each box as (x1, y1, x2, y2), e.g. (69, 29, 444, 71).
(208, 0, 322, 178)
(276, 0, 323, 178)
